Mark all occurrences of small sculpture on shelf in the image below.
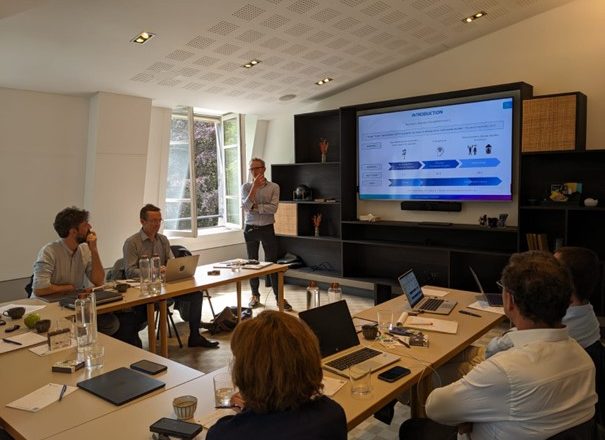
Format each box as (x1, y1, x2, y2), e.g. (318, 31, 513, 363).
(319, 138, 329, 163)
(312, 213, 322, 237)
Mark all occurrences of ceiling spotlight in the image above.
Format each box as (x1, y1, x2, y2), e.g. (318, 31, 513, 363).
(131, 31, 155, 44)
(315, 77, 333, 85)
(462, 11, 487, 23)
(242, 59, 262, 69)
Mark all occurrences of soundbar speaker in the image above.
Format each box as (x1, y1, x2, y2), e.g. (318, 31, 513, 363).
(401, 201, 462, 212)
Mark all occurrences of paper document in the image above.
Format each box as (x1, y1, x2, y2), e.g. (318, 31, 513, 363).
(468, 301, 505, 315)
(0, 304, 46, 315)
(198, 408, 237, 429)
(322, 376, 347, 396)
(422, 287, 449, 298)
(6, 383, 77, 412)
(403, 316, 458, 334)
(0, 332, 47, 354)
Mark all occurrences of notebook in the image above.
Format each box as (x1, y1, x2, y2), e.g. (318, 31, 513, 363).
(299, 300, 399, 378)
(77, 367, 165, 406)
(165, 255, 200, 282)
(469, 266, 503, 306)
(58, 290, 123, 309)
(398, 269, 457, 315)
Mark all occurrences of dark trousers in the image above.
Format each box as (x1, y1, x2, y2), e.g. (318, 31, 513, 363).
(399, 418, 458, 440)
(175, 292, 203, 337)
(244, 224, 278, 299)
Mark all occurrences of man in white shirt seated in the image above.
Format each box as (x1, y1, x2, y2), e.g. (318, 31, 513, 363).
(401, 251, 597, 440)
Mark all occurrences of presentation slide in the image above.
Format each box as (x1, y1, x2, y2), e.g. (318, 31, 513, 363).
(358, 97, 513, 201)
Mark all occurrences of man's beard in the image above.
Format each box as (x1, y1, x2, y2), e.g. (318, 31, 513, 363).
(76, 230, 89, 244)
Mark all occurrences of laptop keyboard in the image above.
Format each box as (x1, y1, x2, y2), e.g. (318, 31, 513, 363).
(420, 298, 444, 311)
(326, 347, 382, 371)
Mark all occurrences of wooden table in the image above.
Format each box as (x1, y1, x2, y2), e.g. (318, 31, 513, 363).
(45, 369, 228, 440)
(336, 286, 505, 429)
(93, 262, 288, 357)
(0, 333, 203, 440)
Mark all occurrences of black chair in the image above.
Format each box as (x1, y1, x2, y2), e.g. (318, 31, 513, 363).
(546, 418, 597, 440)
(585, 340, 605, 432)
(170, 245, 216, 318)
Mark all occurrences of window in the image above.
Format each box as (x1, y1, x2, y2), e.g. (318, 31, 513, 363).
(164, 107, 243, 236)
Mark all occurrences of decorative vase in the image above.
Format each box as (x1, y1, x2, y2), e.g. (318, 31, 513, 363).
(314, 226, 320, 237)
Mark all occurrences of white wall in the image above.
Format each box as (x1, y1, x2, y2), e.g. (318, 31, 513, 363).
(263, 0, 605, 224)
(0, 88, 89, 280)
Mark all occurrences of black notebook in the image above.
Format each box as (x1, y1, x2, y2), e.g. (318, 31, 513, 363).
(77, 367, 165, 405)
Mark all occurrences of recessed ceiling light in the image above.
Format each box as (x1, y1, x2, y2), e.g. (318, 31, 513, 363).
(315, 77, 333, 85)
(131, 31, 155, 44)
(242, 59, 262, 69)
(279, 94, 297, 101)
(462, 11, 487, 23)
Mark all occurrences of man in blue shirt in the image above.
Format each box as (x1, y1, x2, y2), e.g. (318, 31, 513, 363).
(241, 158, 292, 311)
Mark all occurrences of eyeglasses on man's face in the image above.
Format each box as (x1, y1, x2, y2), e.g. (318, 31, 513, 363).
(249, 166, 264, 171)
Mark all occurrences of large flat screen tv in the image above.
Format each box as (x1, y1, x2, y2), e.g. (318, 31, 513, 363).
(357, 93, 516, 201)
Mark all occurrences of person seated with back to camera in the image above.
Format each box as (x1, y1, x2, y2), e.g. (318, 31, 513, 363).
(207, 311, 347, 440)
(400, 250, 597, 440)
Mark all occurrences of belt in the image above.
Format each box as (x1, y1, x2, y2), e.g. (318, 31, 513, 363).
(246, 224, 272, 230)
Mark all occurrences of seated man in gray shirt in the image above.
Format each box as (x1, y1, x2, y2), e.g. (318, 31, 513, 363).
(32, 207, 119, 335)
(123, 204, 218, 348)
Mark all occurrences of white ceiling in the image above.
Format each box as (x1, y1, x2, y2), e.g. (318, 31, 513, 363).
(0, 0, 574, 116)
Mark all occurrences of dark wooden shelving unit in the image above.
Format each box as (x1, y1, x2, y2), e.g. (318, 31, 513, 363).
(272, 84, 605, 310)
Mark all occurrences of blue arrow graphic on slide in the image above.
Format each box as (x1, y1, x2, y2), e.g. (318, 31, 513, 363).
(389, 161, 422, 170)
(459, 158, 500, 168)
(389, 177, 502, 187)
(422, 160, 460, 169)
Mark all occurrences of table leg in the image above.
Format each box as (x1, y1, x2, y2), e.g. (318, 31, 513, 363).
(159, 300, 168, 358)
(146, 303, 156, 354)
(236, 281, 242, 324)
(278, 271, 284, 312)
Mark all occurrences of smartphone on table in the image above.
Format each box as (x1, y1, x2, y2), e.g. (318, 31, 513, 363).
(377, 366, 411, 383)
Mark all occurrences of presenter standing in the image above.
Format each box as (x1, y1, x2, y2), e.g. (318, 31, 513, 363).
(241, 158, 291, 311)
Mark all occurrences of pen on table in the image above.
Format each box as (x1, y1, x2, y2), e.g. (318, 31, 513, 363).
(387, 333, 410, 348)
(459, 310, 482, 318)
(2, 338, 22, 346)
(409, 321, 433, 326)
(59, 384, 67, 402)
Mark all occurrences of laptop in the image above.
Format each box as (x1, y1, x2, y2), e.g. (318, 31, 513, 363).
(398, 269, 457, 315)
(469, 266, 503, 306)
(57, 290, 123, 309)
(299, 300, 399, 378)
(77, 367, 165, 406)
(165, 255, 200, 282)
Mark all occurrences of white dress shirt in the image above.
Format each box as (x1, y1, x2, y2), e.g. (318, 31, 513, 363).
(427, 327, 596, 440)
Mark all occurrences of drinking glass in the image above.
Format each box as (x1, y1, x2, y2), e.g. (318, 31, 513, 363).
(349, 364, 372, 399)
(85, 344, 104, 370)
(377, 310, 394, 342)
(213, 373, 236, 408)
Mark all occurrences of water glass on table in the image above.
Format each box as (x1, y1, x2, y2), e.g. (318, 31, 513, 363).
(213, 373, 236, 408)
(349, 364, 372, 399)
(377, 310, 394, 343)
(85, 344, 104, 370)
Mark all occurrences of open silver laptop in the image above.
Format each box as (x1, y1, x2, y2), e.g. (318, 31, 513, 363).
(398, 269, 457, 315)
(469, 266, 503, 306)
(165, 255, 200, 282)
(299, 300, 399, 379)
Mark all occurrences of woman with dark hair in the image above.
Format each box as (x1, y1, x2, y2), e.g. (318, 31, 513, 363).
(207, 311, 347, 440)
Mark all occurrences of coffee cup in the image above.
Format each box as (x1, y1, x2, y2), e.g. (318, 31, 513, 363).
(35, 319, 51, 333)
(361, 324, 379, 340)
(115, 283, 129, 293)
(3, 307, 25, 320)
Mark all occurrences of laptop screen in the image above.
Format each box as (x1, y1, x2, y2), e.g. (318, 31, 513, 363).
(398, 270, 424, 308)
(299, 300, 359, 358)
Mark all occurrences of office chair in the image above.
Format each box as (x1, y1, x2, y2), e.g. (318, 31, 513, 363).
(170, 245, 216, 319)
(546, 417, 597, 440)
